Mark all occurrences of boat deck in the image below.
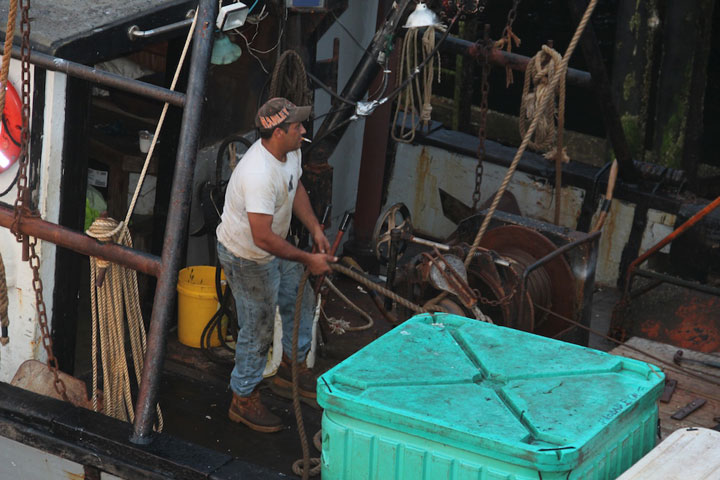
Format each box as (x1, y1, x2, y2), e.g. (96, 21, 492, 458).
(610, 337, 720, 438)
(157, 278, 635, 476)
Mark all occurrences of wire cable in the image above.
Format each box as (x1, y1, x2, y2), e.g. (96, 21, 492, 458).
(331, 10, 366, 53)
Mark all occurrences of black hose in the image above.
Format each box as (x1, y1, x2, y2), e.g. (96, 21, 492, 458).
(200, 263, 237, 364)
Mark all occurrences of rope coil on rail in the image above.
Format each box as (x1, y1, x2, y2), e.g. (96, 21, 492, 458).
(86, 217, 163, 431)
(518, 44, 566, 158)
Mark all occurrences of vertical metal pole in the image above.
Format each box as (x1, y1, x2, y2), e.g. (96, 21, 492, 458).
(309, 0, 413, 164)
(130, 0, 217, 445)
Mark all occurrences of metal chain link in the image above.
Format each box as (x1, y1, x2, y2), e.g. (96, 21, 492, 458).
(28, 237, 69, 401)
(442, 0, 483, 15)
(472, 25, 491, 211)
(502, 0, 521, 39)
(10, 0, 69, 401)
(475, 282, 517, 307)
(11, 0, 32, 240)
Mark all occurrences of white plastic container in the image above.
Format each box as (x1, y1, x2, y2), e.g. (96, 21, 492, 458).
(617, 427, 720, 479)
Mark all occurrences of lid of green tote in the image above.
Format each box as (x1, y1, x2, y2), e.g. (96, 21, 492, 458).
(317, 313, 665, 471)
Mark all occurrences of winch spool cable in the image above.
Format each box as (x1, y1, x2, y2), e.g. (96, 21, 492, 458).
(392, 25, 441, 143)
(103, 8, 198, 239)
(0, 0, 18, 344)
(464, 0, 600, 269)
(87, 217, 163, 430)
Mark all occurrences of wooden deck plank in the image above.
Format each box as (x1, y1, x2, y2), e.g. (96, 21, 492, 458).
(609, 337, 720, 440)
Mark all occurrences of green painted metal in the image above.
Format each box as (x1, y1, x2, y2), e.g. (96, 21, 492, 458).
(318, 313, 665, 479)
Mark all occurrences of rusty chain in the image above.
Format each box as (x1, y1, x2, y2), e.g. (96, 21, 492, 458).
(10, 0, 70, 402)
(11, 0, 31, 239)
(472, 24, 491, 212)
(442, 0, 484, 15)
(475, 282, 517, 307)
(503, 0, 521, 36)
(28, 237, 69, 401)
(496, 0, 522, 87)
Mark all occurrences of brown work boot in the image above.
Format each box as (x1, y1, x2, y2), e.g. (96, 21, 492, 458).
(228, 388, 283, 433)
(271, 354, 318, 403)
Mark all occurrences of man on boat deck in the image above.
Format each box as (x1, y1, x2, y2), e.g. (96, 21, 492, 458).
(216, 97, 336, 432)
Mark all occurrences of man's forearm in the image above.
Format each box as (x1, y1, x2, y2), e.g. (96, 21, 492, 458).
(254, 231, 312, 265)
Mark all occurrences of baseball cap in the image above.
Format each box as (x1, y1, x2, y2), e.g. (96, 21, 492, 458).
(255, 97, 311, 131)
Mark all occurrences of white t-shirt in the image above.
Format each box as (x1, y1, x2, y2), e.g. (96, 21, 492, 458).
(216, 139, 302, 263)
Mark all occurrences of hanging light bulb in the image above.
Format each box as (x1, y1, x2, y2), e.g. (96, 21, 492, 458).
(211, 33, 243, 65)
(403, 2, 442, 29)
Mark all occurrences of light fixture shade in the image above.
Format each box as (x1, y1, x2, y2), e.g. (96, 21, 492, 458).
(211, 33, 243, 65)
(403, 2, 442, 28)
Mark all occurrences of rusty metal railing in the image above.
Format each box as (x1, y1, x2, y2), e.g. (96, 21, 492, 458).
(0, 0, 217, 445)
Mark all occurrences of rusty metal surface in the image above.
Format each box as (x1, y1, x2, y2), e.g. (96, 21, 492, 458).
(0, 204, 162, 277)
(622, 284, 720, 353)
(440, 33, 592, 89)
(130, 0, 216, 444)
(19, 47, 186, 107)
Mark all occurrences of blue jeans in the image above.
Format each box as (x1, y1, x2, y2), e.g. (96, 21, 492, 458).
(217, 241, 315, 396)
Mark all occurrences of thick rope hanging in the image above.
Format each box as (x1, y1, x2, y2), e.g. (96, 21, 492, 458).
(87, 217, 163, 431)
(0, 0, 17, 115)
(269, 49, 313, 107)
(392, 25, 441, 143)
(519, 44, 569, 225)
(465, 0, 600, 268)
(0, 0, 18, 346)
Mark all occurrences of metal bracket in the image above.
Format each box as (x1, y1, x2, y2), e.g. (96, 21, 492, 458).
(659, 379, 677, 403)
(128, 10, 196, 40)
(670, 398, 706, 420)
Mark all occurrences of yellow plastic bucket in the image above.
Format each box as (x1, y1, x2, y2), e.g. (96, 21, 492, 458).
(176, 266, 227, 348)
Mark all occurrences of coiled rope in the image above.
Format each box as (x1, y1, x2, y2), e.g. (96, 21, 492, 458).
(392, 25, 441, 143)
(518, 44, 566, 156)
(269, 49, 313, 107)
(86, 217, 163, 431)
(465, 0, 600, 268)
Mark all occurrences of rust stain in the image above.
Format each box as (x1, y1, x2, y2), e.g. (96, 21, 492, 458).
(64, 471, 84, 480)
(413, 147, 432, 216)
(639, 296, 720, 352)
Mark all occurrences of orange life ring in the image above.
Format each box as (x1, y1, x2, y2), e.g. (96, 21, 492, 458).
(0, 81, 22, 172)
